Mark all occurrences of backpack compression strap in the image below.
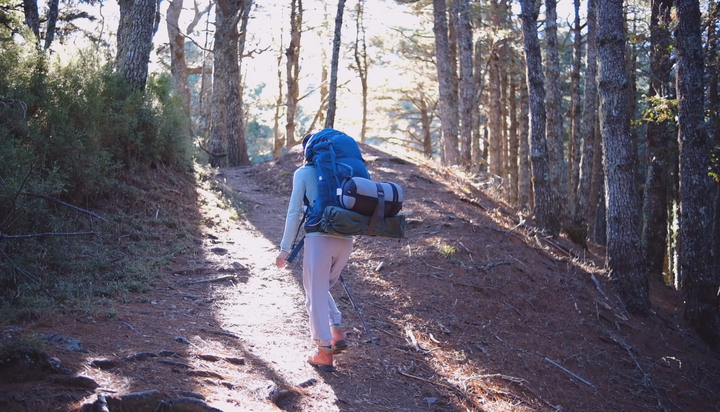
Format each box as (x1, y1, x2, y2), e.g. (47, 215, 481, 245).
(367, 182, 385, 230)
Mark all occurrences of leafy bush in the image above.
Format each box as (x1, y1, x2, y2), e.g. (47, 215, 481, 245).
(0, 42, 193, 320)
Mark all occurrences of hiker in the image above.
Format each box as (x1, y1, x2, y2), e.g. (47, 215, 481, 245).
(275, 132, 351, 372)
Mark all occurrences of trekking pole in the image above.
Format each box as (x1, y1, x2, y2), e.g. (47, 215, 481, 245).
(338, 275, 378, 343)
(286, 236, 304, 264)
(286, 210, 307, 264)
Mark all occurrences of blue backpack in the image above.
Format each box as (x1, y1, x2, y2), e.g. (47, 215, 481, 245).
(303, 129, 370, 232)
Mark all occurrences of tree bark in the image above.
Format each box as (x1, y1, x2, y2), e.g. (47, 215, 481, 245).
(597, 0, 649, 314)
(273, 33, 285, 158)
(676, 0, 720, 349)
(568, 0, 582, 207)
(167, 0, 191, 116)
(420, 94, 434, 158)
(487, 0, 502, 176)
(508, 76, 518, 204)
(518, 66, 531, 211)
(641, 0, 673, 282)
(472, 28, 486, 167)
(432, 0, 459, 165)
(353, 1, 368, 142)
(570, 0, 599, 246)
(543, 0, 566, 220)
(325, 0, 346, 129)
(455, 0, 473, 165)
(209, 0, 250, 167)
(285, 0, 302, 146)
(707, 0, 720, 278)
(22, 0, 40, 46)
(43, 0, 59, 50)
(519, 0, 558, 234)
(487, 42, 502, 177)
(116, 0, 158, 92)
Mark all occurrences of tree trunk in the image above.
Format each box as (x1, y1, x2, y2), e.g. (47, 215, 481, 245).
(285, 0, 302, 146)
(22, 0, 40, 46)
(486, 0, 502, 176)
(626, 13, 640, 191)
(508, 76, 519, 204)
(543, 0, 566, 220)
(455, 0, 473, 165)
(487, 43, 502, 177)
(597, 0, 649, 314)
(432, 0, 459, 165)
(43, 0, 59, 50)
(353, 1, 368, 142)
(518, 66, 531, 211)
(420, 94, 434, 158)
(116, 0, 158, 92)
(570, 0, 599, 246)
(641, 0, 673, 282)
(519, 0, 558, 234)
(325, 0, 346, 129)
(209, 0, 250, 167)
(707, 0, 720, 278)
(167, 0, 191, 121)
(273, 33, 285, 158)
(318, 2, 330, 130)
(676, 0, 720, 350)
(500, 57, 509, 183)
(233, 0, 251, 163)
(568, 0, 582, 207)
(472, 36, 486, 167)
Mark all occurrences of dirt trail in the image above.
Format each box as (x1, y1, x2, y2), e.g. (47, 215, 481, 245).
(2, 144, 720, 412)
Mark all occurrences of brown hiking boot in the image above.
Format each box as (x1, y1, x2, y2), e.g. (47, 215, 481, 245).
(308, 345, 334, 372)
(331, 326, 348, 354)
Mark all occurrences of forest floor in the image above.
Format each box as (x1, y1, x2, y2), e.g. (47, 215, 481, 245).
(1, 143, 719, 412)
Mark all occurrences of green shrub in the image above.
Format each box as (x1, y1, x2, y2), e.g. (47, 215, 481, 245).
(0, 42, 194, 321)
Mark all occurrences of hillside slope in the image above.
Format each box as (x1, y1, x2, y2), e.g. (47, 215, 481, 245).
(0, 143, 718, 412)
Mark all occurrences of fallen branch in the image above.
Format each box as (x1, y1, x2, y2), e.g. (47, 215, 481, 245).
(467, 373, 527, 384)
(0, 248, 40, 283)
(459, 195, 488, 210)
(398, 368, 494, 411)
(200, 328, 240, 339)
(404, 325, 427, 352)
(0, 231, 96, 240)
(592, 275, 629, 321)
(481, 259, 514, 271)
(122, 322, 144, 336)
(591, 274, 609, 301)
(197, 144, 226, 158)
(182, 275, 238, 285)
(0, 249, 54, 298)
(544, 358, 594, 388)
(397, 369, 454, 391)
(609, 333, 669, 412)
(24, 193, 108, 222)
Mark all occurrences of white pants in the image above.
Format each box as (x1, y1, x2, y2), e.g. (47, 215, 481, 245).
(303, 235, 353, 346)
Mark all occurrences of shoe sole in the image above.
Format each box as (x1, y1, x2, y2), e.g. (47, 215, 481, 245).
(308, 361, 334, 372)
(332, 340, 348, 354)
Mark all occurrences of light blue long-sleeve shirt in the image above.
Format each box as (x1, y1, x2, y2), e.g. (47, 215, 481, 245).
(279, 165, 351, 252)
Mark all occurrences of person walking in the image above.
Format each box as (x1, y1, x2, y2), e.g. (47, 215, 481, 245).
(275, 133, 351, 372)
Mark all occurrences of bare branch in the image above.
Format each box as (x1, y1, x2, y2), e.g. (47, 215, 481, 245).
(1, 231, 96, 240)
(24, 192, 109, 222)
(187, 0, 213, 33)
(0, 248, 40, 284)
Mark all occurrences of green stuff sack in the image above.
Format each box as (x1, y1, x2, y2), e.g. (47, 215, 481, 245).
(321, 206, 406, 238)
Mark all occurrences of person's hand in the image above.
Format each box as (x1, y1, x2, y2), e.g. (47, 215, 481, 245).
(276, 250, 290, 269)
